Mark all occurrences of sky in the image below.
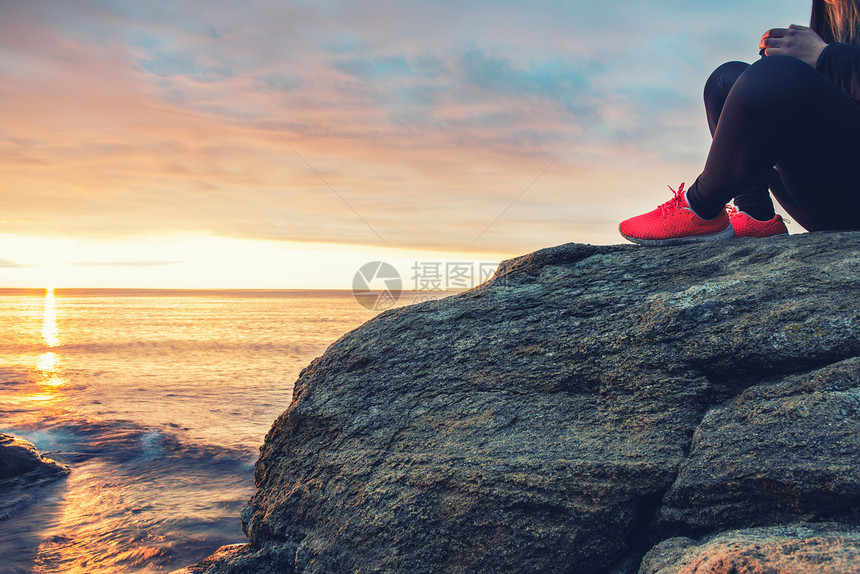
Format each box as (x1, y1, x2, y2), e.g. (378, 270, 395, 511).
(0, 0, 811, 288)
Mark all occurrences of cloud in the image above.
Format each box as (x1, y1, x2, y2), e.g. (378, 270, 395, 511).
(0, 0, 811, 257)
(73, 261, 178, 267)
(0, 258, 29, 268)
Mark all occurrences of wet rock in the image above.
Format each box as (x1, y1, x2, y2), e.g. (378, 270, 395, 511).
(0, 433, 70, 489)
(0, 433, 70, 521)
(178, 232, 860, 574)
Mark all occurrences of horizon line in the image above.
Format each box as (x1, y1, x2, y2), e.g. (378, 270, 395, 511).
(0, 287, 470, 296)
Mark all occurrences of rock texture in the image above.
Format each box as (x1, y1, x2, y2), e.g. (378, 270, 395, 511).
(179, 232, 860, 574)
(640, 523, 860, 574)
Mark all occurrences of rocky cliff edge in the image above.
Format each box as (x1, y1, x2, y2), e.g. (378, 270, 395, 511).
(176, 232, 860, 574)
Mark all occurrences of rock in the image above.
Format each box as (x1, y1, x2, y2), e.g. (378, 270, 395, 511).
(170, 543, 296, 574)
(658, 358, 860, 535)
(639, 523, 860, 574)
(0, 433, 70, 488)
(0, 433, 70, 521)
(178, 232, 860, 574)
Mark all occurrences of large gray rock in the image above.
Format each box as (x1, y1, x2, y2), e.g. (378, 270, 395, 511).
(178, 232, 860, 574)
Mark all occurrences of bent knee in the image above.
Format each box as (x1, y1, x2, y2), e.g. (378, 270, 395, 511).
(742, 55, 819, 89)
(729, 55, 819, 108)
(704, 61, 749, 103)
(707, 61, 750, 84)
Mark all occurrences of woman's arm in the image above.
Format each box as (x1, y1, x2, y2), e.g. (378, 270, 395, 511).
(816, 42, 860, 102)
(761, 24, 860, 102)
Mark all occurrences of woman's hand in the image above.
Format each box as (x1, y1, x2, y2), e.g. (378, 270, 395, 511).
(760, 24, 828, 67)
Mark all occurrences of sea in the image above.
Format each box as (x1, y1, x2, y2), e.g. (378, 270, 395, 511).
(0, 289, 442, 573)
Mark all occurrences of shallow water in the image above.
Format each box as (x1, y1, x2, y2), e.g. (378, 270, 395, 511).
(0, 289, 435, 573)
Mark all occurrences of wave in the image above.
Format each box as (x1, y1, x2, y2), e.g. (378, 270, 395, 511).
(2, 411, 257, 472)
(0, 411, 256, 574)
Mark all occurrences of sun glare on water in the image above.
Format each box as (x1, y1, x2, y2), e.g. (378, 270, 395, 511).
(33, 286, 68, 397)
(41, 287, 59, 347)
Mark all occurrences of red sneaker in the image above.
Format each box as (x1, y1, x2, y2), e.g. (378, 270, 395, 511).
(727, 207, 788, 238)
(618, 183, 733, 246)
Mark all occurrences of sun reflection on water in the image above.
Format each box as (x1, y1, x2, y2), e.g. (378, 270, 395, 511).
(37, 352, 60, 373)
(34, 287, 67, 396)
(42, 287, 60, 347)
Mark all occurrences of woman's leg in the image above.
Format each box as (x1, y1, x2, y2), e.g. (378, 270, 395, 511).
(766, 169, 821, 231)
(704, 61, 749, 136)
(703, 61, 774, 220)
(686, 55, 860, 231)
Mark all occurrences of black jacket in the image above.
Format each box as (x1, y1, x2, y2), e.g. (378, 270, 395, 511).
(816, 42, 860, 102)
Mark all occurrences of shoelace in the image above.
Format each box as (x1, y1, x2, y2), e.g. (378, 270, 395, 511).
(659, 183, 686, 217)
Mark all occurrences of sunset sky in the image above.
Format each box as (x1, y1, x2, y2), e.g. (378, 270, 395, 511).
(1, 0, 808, 288)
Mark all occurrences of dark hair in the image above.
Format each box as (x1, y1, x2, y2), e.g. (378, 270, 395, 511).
(811, 0, 860, 44)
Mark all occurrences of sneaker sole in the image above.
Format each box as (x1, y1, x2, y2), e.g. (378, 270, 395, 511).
(620, 224, 735, 247)
(733, 231, 789, 239)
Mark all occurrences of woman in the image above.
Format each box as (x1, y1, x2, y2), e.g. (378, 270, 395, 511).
(619, 0, 860, 246)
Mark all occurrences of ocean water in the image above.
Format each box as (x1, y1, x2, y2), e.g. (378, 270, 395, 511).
(0, 289, 439, 573)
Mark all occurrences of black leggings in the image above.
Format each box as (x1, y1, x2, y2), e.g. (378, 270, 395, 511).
(686, 55, 860, 231)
